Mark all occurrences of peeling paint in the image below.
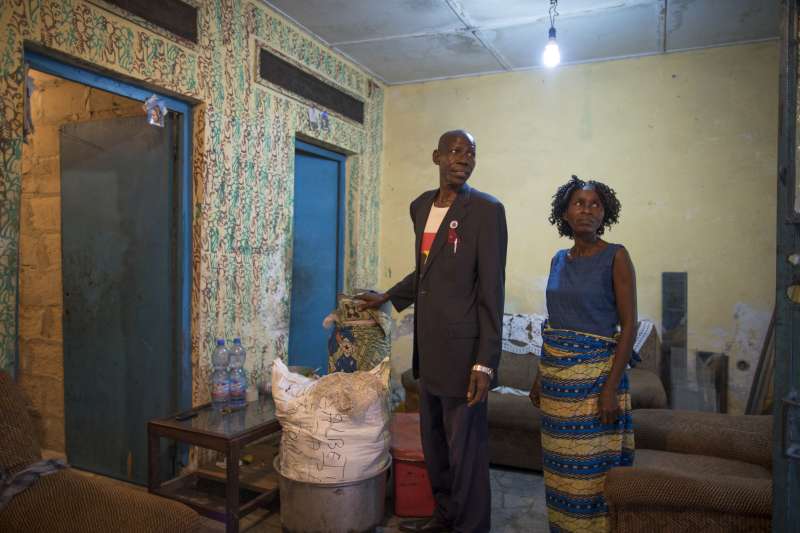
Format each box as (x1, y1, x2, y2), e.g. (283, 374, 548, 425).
(726, 303, 770, 360)
(392, 313, 415, 340)
(724, 303, 771, 413)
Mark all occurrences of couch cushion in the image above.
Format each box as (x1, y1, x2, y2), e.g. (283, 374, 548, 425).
(0, 372, 41, 476)
(404, 366, 667, 410)
(487, 391, 540, 433)
(0, 469, 202, 532)
(497, 351, 538, 390)
(629, 368, 667, 409)
(400, 352, 540, 393)
(489, 425, 543, 471)
(634, 449, 771, 480)
(634, 409, 772, 469)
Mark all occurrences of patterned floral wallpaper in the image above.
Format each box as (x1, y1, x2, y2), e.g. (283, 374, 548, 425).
(0, 0, 384, 403)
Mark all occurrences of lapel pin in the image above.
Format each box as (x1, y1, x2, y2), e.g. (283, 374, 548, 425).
(448, 221, 459, 255)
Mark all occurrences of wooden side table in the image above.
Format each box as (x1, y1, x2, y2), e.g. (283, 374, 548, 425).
(147, 397, 281, 533)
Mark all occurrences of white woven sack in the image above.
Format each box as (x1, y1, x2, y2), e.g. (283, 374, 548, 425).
(271, 357, 390, 483)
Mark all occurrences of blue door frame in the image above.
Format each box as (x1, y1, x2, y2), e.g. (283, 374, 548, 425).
(295, 139, 347, 292)
(22, 50, 193, 413)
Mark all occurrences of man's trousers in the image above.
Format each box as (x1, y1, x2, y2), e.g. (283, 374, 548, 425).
(418, 380, 491, 533)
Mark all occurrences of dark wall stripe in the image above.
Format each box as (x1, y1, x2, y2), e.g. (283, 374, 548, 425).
(105, 0, 198, 43)
(260, 49, 364, 124)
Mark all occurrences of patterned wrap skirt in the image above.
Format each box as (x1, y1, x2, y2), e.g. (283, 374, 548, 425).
(540, 327, 635, 533)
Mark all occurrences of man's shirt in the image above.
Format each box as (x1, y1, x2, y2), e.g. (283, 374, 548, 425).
(420, 205, 449, 263)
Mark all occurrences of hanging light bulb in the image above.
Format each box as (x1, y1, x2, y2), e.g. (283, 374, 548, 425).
(542, 27, 560, 68)
(542, 0, 561, 68)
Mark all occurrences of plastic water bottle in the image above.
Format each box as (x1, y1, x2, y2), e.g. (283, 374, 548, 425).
(228, 338, 247, 408)
(211, 339, 230, 410)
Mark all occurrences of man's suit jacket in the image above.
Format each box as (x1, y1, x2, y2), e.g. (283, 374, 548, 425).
(387, 184, 508, 398)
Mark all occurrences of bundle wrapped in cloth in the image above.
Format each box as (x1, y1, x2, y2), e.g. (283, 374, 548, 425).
(324, 294, 393, 374)
(271, 357, 391, 483)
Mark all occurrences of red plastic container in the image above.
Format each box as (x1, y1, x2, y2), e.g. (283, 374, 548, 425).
(390, 412, 436, 517)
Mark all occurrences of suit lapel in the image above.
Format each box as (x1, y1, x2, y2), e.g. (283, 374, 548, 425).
(414, 191, 436, 273)
(420, 185, 472, 281)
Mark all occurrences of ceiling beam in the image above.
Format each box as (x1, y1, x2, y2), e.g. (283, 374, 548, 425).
(261, 0, 778, 86)
(443, 0, 513, 71)
(260, 0, 389, 84)
(329, 0, 661, 46)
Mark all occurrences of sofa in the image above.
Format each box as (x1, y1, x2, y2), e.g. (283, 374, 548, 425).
(605, 409, 772, 532)
(0, 371, 202, 533)
(401, 321, 667, 471)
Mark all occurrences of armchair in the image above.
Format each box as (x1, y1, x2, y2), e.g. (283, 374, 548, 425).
(605, 409, 772, 532)
(0, 372, 202, 532)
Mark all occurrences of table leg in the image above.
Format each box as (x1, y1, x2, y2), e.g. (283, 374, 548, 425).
(147, 424, 160, 492)
(226, 442, 241, 533)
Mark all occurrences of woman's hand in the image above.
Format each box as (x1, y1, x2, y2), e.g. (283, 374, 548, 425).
(529, 372, 541, 408)
(598, 384, 621, 425)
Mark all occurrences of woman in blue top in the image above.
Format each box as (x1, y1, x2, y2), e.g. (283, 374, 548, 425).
(530, 175, 637, 533)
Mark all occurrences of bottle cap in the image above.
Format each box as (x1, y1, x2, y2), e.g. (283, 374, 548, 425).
(216, 339, 225, 346)
(233, 338, 241, 345)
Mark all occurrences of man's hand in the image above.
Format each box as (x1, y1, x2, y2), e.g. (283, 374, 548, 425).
(467, 370, 491, 407)
(598, 385, 621, 425)
(356, 291, 389, 311)
(529, 372, 541, 408)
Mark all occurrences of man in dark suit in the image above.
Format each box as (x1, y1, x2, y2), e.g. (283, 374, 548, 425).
(360, 130, 507, 532)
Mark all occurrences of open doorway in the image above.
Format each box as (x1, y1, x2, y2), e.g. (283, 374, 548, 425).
(18, 52, 193, 485)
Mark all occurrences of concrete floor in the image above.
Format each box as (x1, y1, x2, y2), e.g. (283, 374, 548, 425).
(198, 466, 549, 533)
(47, 449, 549, 532)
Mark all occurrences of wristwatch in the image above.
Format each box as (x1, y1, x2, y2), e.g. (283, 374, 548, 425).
(472, 364, 494, 378)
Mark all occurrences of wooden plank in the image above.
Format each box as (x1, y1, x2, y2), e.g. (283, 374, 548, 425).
(259, 49, 364, 123)
(746, 308, 776, 414)
(148, 423, 229, 452)
(196, 440, 279, 493)
(774, 1, 800, 530)
(153, 478, 228, 519)
(153, 471, 269, 517)
(158, 471, 197, 492)
(239, 491, 278, 517)
(104, 0, 198, 43)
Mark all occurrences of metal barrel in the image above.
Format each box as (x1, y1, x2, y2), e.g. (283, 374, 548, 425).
(274, 456, 391, 533)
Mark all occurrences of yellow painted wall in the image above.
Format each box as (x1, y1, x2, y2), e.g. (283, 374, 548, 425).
(380, 42, 778, 413)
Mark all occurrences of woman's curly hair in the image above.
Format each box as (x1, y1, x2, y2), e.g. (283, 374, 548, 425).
(548, 175, 621, 237)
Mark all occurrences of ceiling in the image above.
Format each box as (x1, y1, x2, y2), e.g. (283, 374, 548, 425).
(261, 0, 779, 85)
